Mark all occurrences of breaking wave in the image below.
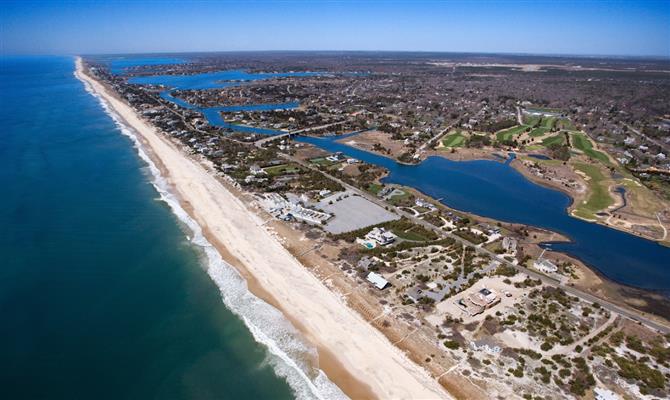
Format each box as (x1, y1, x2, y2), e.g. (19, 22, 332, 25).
(76, 68, 349, 400)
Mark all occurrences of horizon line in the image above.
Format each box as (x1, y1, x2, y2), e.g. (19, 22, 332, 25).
(3, 49, 670, 61)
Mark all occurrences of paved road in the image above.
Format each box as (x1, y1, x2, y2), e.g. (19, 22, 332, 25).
(278, 149, 670, 334)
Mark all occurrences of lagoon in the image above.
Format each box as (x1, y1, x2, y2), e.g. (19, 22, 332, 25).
(121, 65, 670, 295)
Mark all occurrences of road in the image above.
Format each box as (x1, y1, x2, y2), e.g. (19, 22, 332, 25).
(626, 123, 670, 154)
(278, 149, 670, 334)
(413, 123, 458, 158)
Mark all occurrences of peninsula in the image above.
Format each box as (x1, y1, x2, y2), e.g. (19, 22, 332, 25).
(78, 52, 670, 400)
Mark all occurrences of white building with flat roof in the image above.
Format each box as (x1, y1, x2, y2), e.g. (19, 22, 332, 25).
(366, 272, 390, 290)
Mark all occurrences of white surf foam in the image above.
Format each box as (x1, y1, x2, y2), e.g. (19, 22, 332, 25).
(76, 69, 349, 400)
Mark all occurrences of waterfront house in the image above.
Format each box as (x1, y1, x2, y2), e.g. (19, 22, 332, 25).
(534, 258, 558, 274)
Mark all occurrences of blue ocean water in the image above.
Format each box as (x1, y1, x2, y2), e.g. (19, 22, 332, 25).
(0, 57, 343, 399)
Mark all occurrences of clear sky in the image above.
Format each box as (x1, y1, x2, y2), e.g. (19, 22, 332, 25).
(1, 0, 669, 57)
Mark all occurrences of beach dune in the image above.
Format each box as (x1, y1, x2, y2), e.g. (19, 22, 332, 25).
(76, 57, 450, 400)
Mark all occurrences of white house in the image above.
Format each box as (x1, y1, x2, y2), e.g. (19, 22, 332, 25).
(534, 258, 558, 274)
(366, 272, 390, 290)
(365, 227, 397, 246)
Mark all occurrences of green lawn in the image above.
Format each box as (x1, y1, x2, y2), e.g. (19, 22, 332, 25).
(388, 190, 410, 205)
(542, 134, 565, 147)
(367, 183, 383, 194)
(392, 229, 429, 242)
(540, 117, 556, 129)
(529, 127, 550, 137)
(571, 133, 610, 164)
(309, 157, 336, 167)
(263, 164, 302, 176)
(556, 118, 575, 130)
(573, 163, 613, 219)
(441, 132, 466, 148)
(523, 115, 542, 126)
(496, 125, 529, 142)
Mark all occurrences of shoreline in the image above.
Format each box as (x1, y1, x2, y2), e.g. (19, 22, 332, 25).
(75, 57, 451, 400)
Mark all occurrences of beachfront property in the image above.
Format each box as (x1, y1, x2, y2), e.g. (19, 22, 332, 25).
(366, 272, 390, 290)
(260, 193, 332, 225)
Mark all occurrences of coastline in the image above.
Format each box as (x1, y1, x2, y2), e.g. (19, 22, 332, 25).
(75, 57, 451, 400)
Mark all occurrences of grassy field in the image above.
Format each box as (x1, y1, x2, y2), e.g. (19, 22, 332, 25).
(496, 125, 529, 142)
(367, 183, 383, 194)
(523, 115, 542, 126)
(542, 133, 565, 147)
(573, 163, 613, 219)
(556, 118, 575, 130)
(309, 157, 336, 167)
(263, 164, 302, 176)
(571, 132, 610, 164)
(388, 190, 411, 205)
(441, 131, 466, 148)
(529, 127, 550, 137)
(392, 229, 430, 242)
(540, 117, 556, 129)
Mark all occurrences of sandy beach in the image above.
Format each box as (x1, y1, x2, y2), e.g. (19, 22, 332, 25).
(75, 57, 451, 400)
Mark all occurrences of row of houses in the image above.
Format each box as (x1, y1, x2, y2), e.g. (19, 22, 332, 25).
(260, 193, 332, 225)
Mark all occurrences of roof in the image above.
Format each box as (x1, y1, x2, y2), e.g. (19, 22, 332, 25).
(366, 272, 390, 290)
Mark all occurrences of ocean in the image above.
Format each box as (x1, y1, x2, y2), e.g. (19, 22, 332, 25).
(0, 56, 343, 399)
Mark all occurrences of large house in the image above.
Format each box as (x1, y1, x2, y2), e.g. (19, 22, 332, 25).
(366, 272, 390, 290)
(467, 287, 500, 315)
(365, 227, 397, 246)
(534, 258, 558, 274)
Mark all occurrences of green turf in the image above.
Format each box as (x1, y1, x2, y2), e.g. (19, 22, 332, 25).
(571, 133, 610, 164)
(556, 118, 575, 130)
(367, 183, 383, 194)
(393, 229, 429, 242)
(542, 134, 565, 147)
(441, 132, 466, 148)
(309, 157, 336, 166)
(523, 115, 542, 126)
(496, 125, 529, 142)
(388, 190, 410, 205)
(540, 117, 556, 130)
(573, 163, 613, 219)
(529, 127, 550, 137)
(263, 164, 302, 176)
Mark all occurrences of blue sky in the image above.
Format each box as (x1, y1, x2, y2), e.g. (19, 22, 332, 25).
(1, 0, 669, 56)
